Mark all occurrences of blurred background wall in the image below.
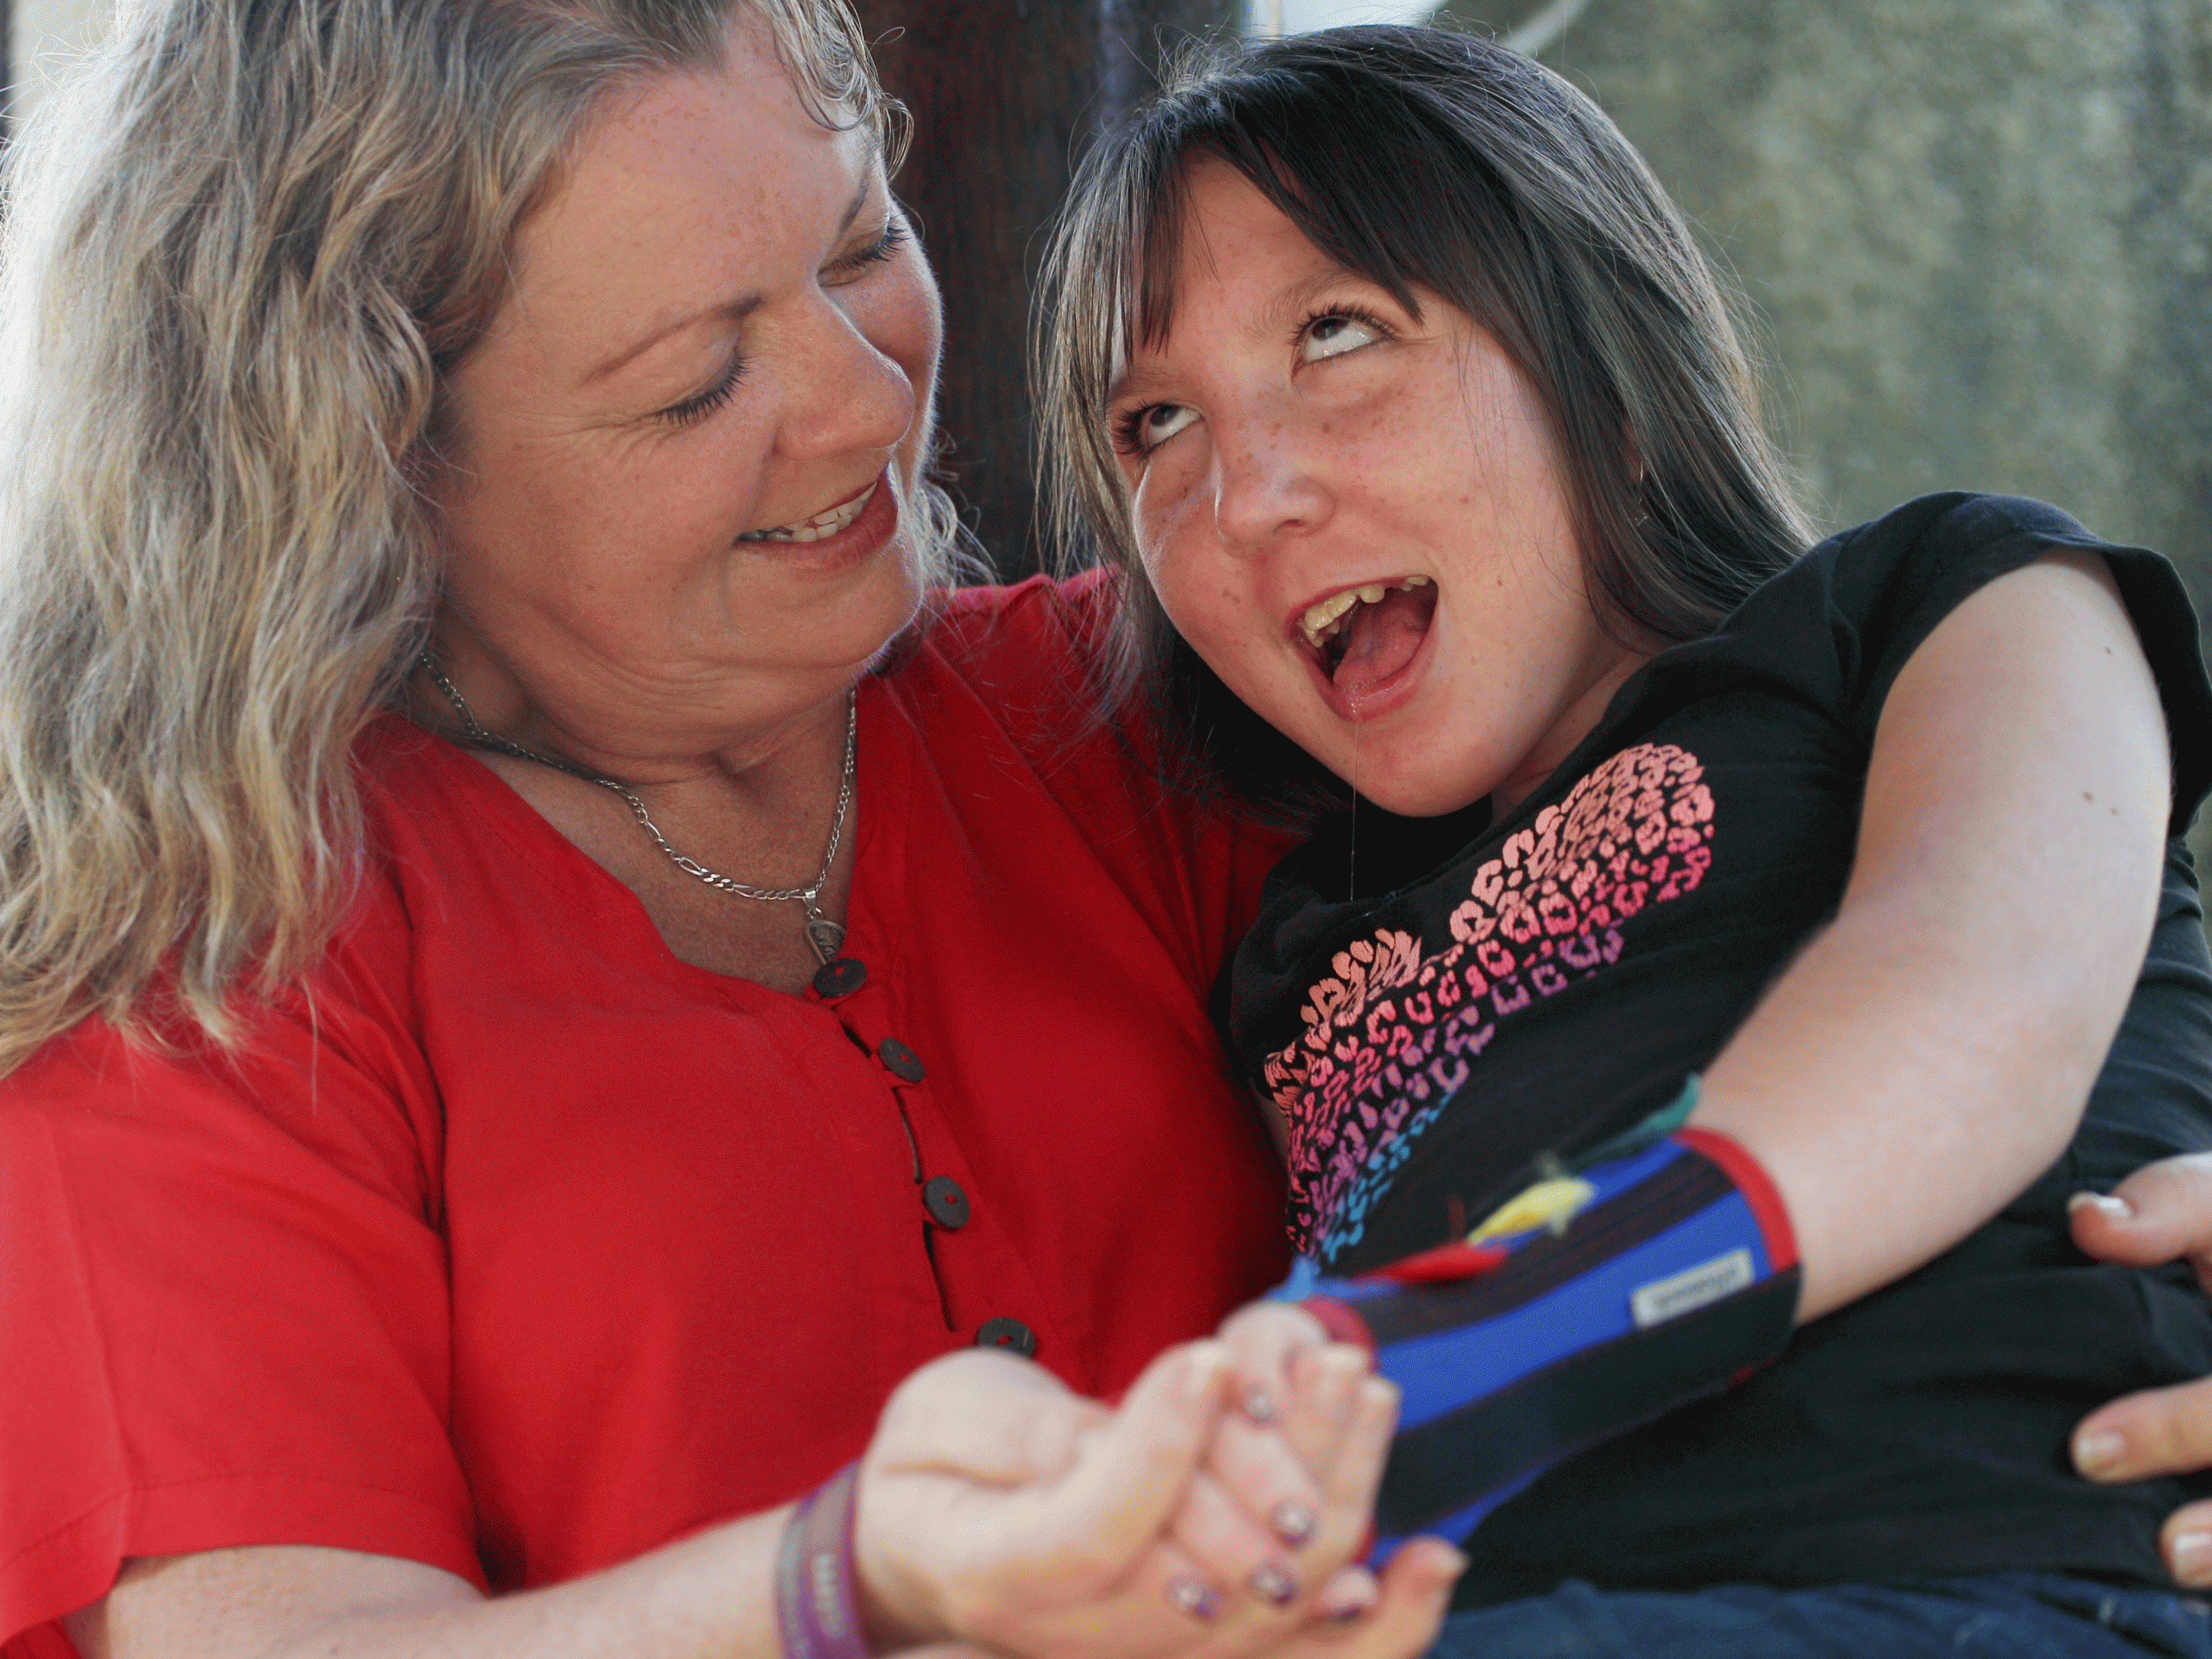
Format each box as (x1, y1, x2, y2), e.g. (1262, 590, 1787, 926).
(10, 0, 2208, 883)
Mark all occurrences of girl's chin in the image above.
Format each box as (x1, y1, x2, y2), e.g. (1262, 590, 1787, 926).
(1313, 738, 1493, 818)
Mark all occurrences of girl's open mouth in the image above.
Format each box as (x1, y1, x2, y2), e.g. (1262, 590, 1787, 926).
(1296, 575, 1440, 699)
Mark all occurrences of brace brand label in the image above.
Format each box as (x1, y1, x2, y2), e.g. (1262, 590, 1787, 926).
(1631, 1248, 1755, 1328)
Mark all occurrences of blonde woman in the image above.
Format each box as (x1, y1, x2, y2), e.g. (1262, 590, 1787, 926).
(0, 2, 1470, 1655)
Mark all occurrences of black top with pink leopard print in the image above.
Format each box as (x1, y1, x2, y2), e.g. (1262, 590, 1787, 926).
(1225, 492, 2212, 1601)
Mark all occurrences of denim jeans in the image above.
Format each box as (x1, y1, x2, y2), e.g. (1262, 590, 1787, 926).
(1429, 1574, 2212, 1658)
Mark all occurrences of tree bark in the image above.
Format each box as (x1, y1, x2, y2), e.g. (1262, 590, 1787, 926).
(856, 0, 1237, 579)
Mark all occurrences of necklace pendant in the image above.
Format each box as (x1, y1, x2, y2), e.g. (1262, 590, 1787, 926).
(803, 906, 847, 968)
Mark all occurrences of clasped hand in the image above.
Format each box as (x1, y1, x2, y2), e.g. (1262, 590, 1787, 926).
(852, 1323, 1463, 1659)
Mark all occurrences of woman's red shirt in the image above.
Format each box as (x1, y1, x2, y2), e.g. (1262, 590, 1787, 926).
(0, 575, 1292, 1652)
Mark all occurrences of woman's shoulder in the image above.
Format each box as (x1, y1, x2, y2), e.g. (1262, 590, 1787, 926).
(893, 567, 1133, 758)
(354, 708, 499, 803)
(922, 567, 1120, 675)
(351, 710, 599, 877)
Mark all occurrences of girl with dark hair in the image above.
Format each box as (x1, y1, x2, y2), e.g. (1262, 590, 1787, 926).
(1039, 26, 2212, 1657)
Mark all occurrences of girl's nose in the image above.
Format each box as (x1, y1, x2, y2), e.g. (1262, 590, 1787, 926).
(1211, 415, 1333, 554)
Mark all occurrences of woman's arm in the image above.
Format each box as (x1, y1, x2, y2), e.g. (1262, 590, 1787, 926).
(61, 1343, 1464, 1659)
(65, 1524, 776, 1659)
(1693, 548, 2170, 1318)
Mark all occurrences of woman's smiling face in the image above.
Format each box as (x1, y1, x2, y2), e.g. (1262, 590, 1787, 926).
(1110, 159, 1651, 818)
(430, 21, 940, 765)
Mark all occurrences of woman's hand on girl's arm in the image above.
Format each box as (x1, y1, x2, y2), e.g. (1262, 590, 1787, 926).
(2069, 1152, 2212, 1586)
(1693, 549, 2170, 1320)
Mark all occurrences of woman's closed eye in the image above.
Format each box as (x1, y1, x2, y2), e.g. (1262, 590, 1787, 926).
(827, 218, 910, 281)
(658, 351, 747, 428)
(654, 220, 910, 430)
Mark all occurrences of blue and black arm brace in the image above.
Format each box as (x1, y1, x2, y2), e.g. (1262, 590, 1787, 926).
(1270, 1079, 1801, 1558)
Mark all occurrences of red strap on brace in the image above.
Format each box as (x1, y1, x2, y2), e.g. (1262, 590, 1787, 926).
(1674, 1125, 1800, 1272)
(1363, 1240, 1511, 1286)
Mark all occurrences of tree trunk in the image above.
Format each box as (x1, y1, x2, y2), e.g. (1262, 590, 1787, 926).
(857, 0, 1237, 580)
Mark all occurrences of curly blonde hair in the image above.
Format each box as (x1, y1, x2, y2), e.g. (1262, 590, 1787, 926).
(0, 0, 953, 1071)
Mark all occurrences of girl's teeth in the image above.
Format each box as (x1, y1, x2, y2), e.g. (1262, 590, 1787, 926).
(1300, 590, 1362, 645)
(1297, 576, 1432, 649)
(739, 481, 877, 542)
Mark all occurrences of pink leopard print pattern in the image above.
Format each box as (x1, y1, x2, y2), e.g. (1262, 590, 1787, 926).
(1263, 743, 1717, 1260)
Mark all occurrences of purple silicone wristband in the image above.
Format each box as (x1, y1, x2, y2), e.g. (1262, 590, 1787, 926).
(774, 1462, 872, 1659)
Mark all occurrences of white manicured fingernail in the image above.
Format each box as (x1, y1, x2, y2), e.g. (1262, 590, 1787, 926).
(2172, 1530, 2212, 1586)
(2074, 1428, 2127, 1477)
(2068, 1191, 2134, 1222)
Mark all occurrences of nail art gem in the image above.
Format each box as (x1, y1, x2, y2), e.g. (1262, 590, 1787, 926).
(1167, 1578, 1225, 1620)
(1269, 1501, 1317, 1546)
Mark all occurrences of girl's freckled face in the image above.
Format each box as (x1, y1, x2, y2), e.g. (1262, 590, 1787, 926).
(1108, 159, 1650, 818)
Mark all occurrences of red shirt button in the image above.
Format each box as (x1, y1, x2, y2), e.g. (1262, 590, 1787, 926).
(878, 1039, 926, 1083)
(975, 1317, 1036, 1358)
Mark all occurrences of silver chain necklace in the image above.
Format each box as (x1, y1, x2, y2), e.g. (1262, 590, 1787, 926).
(417, 651, 858, 966)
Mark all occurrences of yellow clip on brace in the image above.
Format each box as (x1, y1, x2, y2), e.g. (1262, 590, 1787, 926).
(1466, 1177, 1599, 1244)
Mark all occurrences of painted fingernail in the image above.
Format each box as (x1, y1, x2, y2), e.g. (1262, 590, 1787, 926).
(1269, 1500, 1317, 1546)
(1167, 1577, 1224, 1620)
(1324, 1598, 1371, 1624)
(1243, 1384, 1279, 1424)
(1249, 1563, 1300, 1607)
(2172, 1531, 2212, 1586)
(2073, 1428, 2127, 1477)
(2068, 1190, 2135, 1222)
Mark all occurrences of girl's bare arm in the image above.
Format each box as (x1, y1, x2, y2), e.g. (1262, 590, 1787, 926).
(1694, 549, 2170, 1318)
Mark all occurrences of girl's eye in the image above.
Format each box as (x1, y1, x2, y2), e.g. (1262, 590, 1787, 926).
(1301, 311, 1382, 363)
(1115, 402, 1200, 456)
(1142, 403, 1200, 447)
